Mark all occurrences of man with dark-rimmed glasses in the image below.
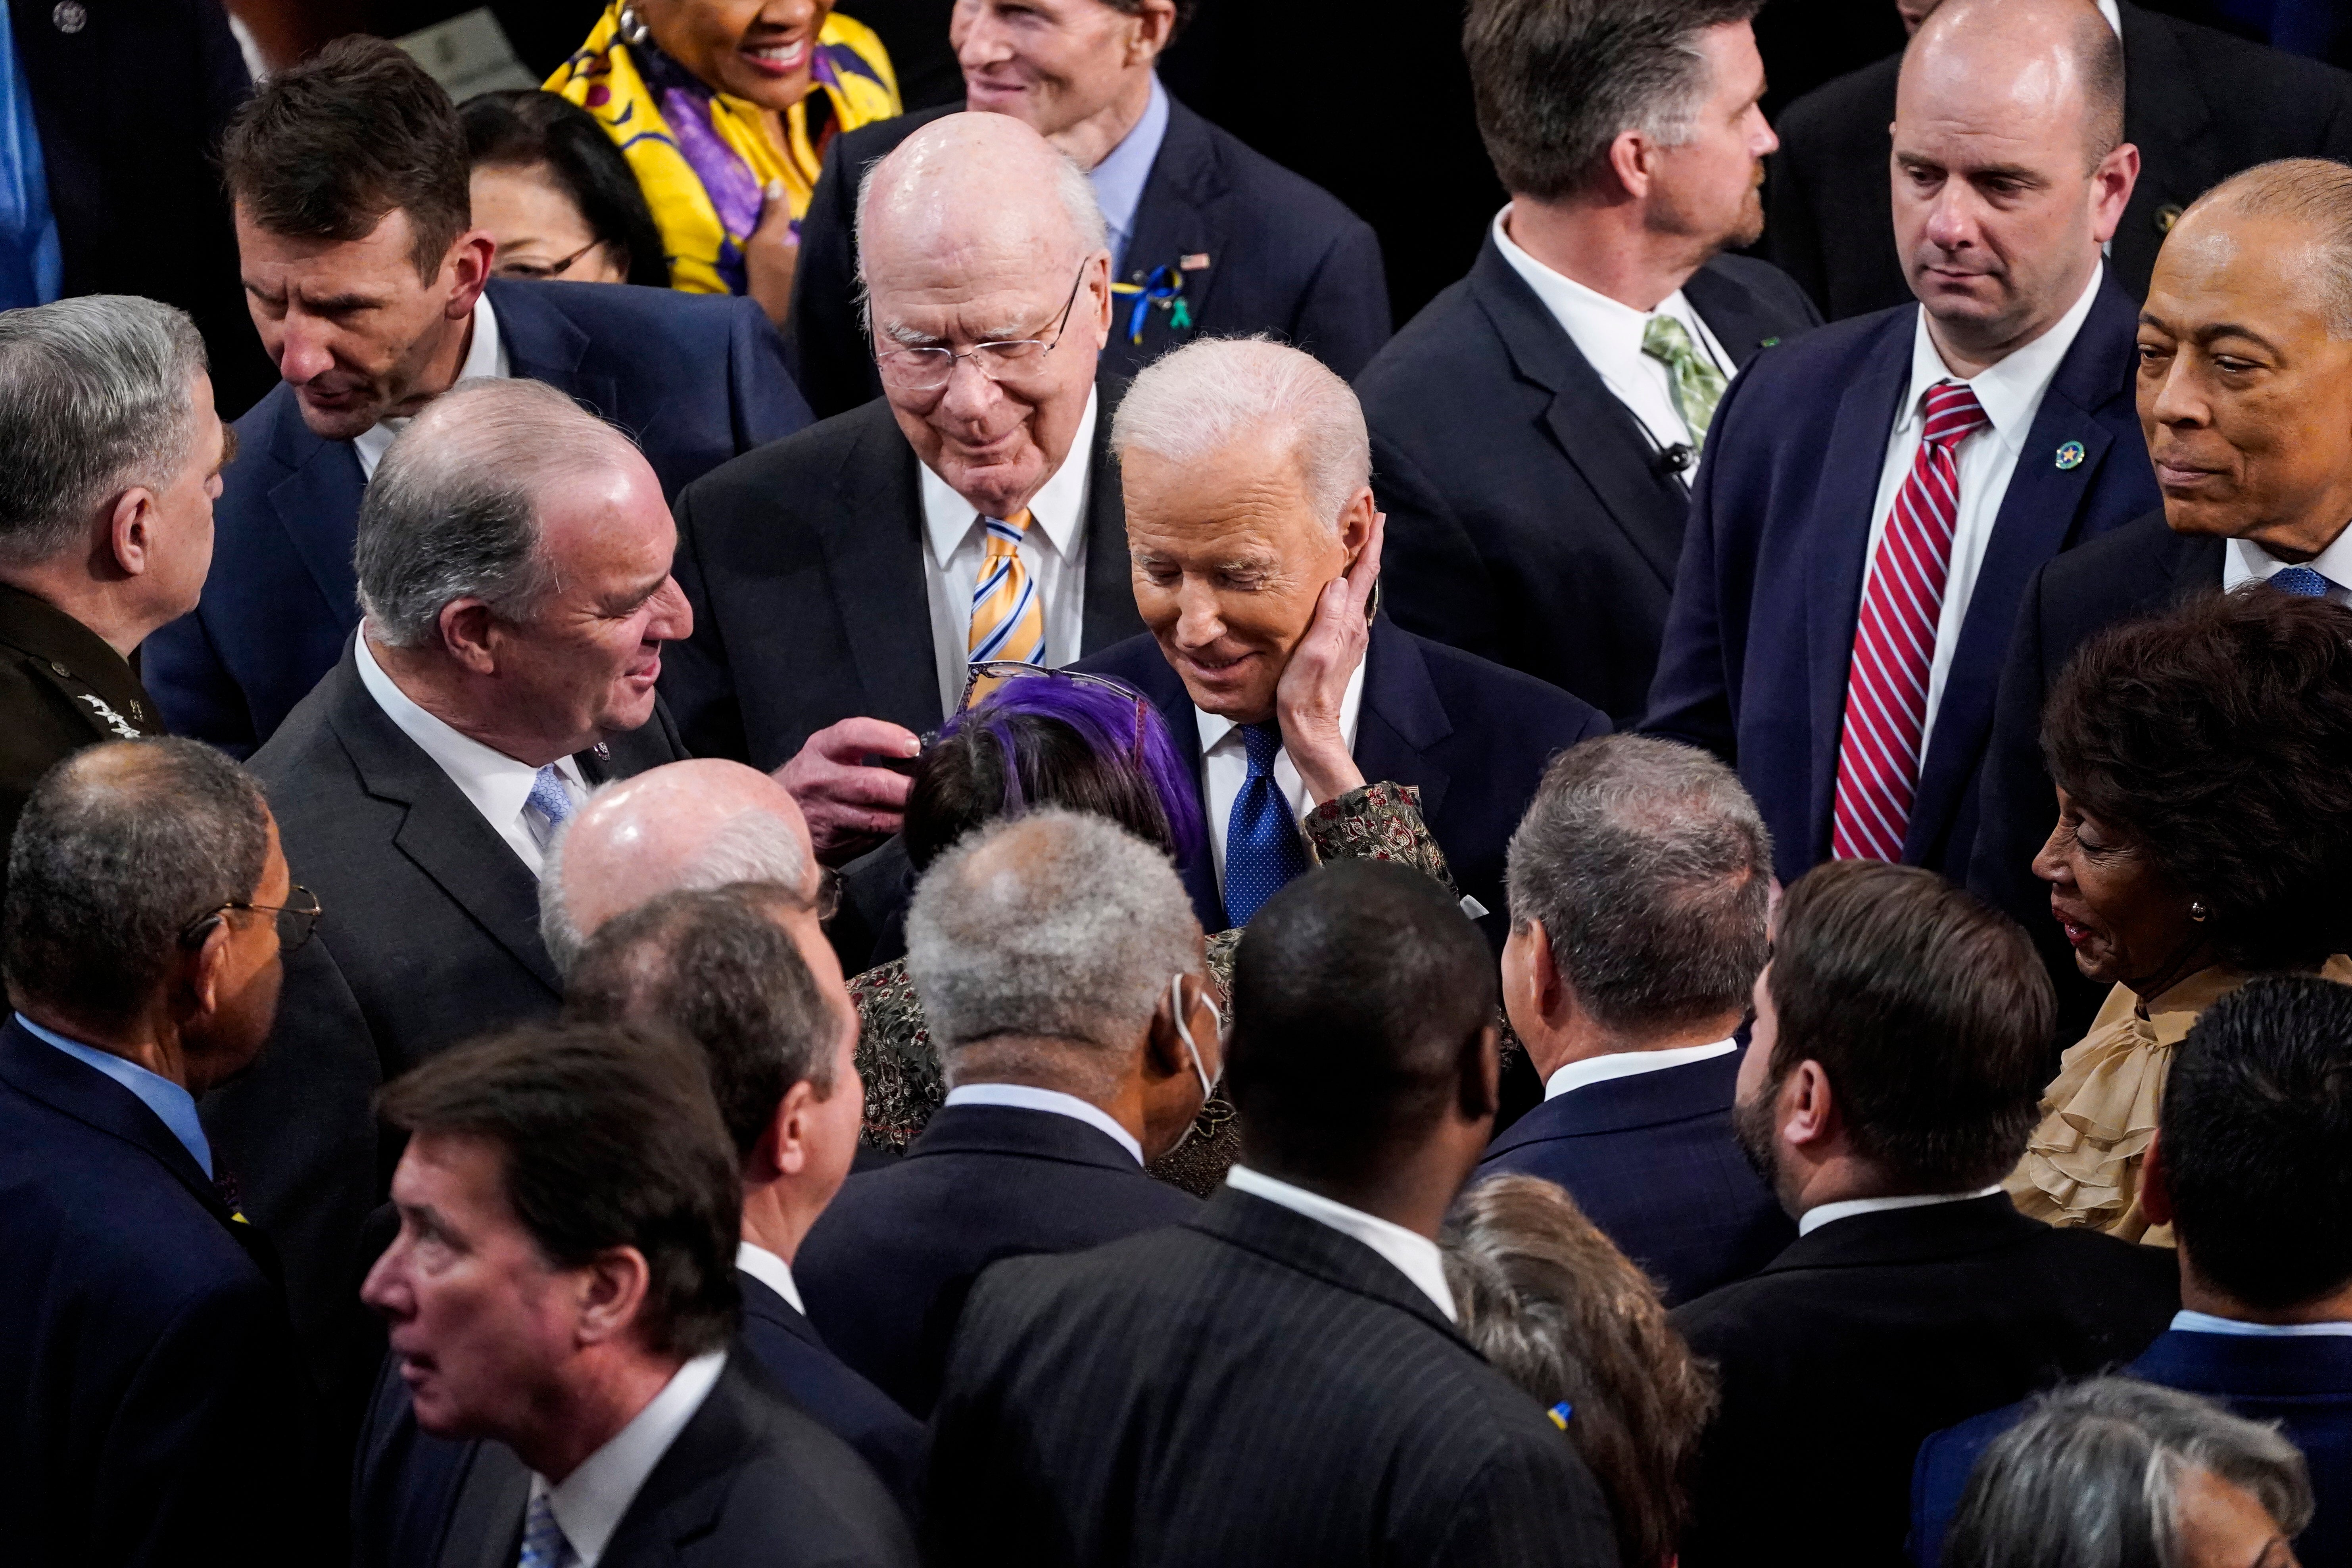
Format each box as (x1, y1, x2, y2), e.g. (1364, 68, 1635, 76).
(663, 111, 1149, 873)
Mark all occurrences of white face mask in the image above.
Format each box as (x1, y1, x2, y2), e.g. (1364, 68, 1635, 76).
(1169, 970, 1221, 1108)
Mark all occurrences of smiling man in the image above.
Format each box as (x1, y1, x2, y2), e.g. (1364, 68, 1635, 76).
(1645, 0, 2159, 899)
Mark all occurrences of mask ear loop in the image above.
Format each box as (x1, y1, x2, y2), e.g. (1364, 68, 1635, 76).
(1169, 972, 1216, 1100)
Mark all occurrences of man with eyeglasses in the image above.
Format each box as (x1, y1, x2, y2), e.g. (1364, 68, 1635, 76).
(664, 111, 1147, 864)
(0, 737, 326, 1566)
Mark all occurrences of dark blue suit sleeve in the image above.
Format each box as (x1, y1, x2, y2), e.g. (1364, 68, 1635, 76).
(1289, 220, 1392, 380)
(1371, 429, 1505, 664)
(1909, 1408, 2013, 1568)
(723, 294, 814, 449)
(143, 602, 260, 758)
(1639, 357, 1760, 762)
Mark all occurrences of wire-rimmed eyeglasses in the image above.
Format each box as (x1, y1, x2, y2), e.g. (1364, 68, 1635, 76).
(875, 262, 1089, 393)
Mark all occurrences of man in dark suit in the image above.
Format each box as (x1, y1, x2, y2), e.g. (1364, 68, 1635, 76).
(1971, 160, 2352, 1032)
(0, 739, 321, 1566)
(797, 810, 1216, 1416)
(667, 113, 1146, 859)
(1077, 335, 1609, 954)
(1645, 0, 2159, 887)
(1478, 737, 1791, 1305)
(563, 885, 925, 1509)
(927, 860, 1619, 1565)
(138, 36, 810, 759)
(1671, 860, 2179, 1568)
(0, 297, 226, 906)
(786, 0, 1389, 420)
(1363, 0, 1819, 726)
(1912, 976, 2352, 1568)
(1766, 0, 2352, 321)
(353, 1022, 916, 1568)
(200, 381, 691, 1393)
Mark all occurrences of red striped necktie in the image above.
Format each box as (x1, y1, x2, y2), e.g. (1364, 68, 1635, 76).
(1830, 379, 1990, 864)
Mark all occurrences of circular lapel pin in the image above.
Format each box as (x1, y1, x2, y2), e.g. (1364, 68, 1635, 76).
(51, 1, 84, 31)
(2055, 440, 2086, 470)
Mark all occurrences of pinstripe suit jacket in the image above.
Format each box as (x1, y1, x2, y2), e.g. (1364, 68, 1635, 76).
(925, 1186, 1618, 1567)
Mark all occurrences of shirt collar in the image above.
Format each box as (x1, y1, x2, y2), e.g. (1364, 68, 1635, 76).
(1489, 204, 1707, 364)
(533, 1349, 726, 1565)
(735, 1240, 806, 1315)
(351, 292, 509, 476)
(1225, 1165, 1457, 1321)
(1797, 1186, 2002, 1238)
(942, 1081, 1142, 1164)
(2172, 1309, 2352, 1338)
(1090, 73, 1169, 257)
(2096, 0, 2121, 36)
(1544, 1038, 1738, 1101)
(2224, 528, 2352, 595)
(14, 1012, 212, 1177)
(1196, 647, 1367, 760)
(352, 631, 578, 845)
(920, 385, 1098, 571)
(1899, 261, 2105, 451)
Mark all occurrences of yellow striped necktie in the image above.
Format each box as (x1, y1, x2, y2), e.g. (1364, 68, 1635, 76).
(966, 509, 1045, 703)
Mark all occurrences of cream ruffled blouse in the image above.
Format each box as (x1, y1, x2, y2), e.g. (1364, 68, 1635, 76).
(2005, 957, 2352, 1245)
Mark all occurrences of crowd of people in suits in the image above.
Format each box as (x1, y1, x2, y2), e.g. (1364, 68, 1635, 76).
(4, 0, 2352, 1563)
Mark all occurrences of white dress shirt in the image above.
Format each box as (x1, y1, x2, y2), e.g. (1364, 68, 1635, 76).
(942, 1082, 1142, 1165)
(1197, 656, 1366, 896)
(1091, 75, 1170, 276)
(1797, 1186, 2002, 1238)
(2171, 1309, 2352, 1338)
(735, 1240, 806, 1315)
(527, 1350, 726, 1567)
(352, 632, 584, 876)
(2221, 530, 2352, 604)
(1543, 1038, 1738, 1101)
(918, 387, 1099, 718)
(1861, 263, 2106, 744)
(1225, 1165, 1457, 1322)
(351, 292, 511, 478)
(1490, 205, 1737, 458)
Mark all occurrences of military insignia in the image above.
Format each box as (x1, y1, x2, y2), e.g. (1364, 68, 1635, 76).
(2054, 440, 2086, 471)
(76, 693, 141, 740)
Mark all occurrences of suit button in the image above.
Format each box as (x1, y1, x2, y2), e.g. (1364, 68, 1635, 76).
(2156, 203, 2184, 234)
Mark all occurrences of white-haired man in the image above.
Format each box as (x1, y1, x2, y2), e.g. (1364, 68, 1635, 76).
(664, 113, 1148, 868)
(1076, 337, 1609, 971)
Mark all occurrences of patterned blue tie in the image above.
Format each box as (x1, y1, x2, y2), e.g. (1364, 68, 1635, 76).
(518, 1490, 569, 1568)
(1223, 722, 1311, 927)
(526, 764, 575, 829)
(2269, 564, 2332, 598)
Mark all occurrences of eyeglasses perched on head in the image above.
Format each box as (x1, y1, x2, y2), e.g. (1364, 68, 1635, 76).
(958, 658, 1146, 714)
(178, 885, 324, 955)
(875, 261, 1089, 393)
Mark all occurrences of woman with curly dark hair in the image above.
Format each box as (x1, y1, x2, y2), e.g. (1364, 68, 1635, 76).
(2005, 588, 2352, 1243)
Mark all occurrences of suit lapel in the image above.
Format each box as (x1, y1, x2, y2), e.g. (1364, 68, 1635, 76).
(1683, 264, 1795, 370)
(603, 1359, 750, 1559)
(1079, 375, 1143, 654)
(265, 405, 369, 629)
(827, 411, 945, 734)
(1352, 622, 1453, 822)
(1119, 98, 1229, 357)
(438, 1439, 530, 1568)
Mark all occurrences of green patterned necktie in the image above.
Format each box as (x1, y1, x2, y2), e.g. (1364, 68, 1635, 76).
(1641, 313, 1728, 453)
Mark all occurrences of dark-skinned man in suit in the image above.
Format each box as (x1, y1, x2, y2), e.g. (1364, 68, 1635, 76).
(1361, 0, 1820, 726)
(786, 0, 1390, 419)
(1645, 0, 2160, 890)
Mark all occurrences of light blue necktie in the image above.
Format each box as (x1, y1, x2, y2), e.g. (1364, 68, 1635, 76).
(1223, 723, 1311, 927)
(2269, 564, 2332, 599)
(526, 764, 575, 829)
(518, 1490, 570, 1568)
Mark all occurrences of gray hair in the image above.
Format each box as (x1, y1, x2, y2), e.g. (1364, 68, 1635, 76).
(3, 738, 271, 1031)
(2187, 157, 2352, 339)
(906, 808, 1198, 1080)
(539, 792, 811, 975)
(1111, 336, 1371, 532)
(0, 296, 209, 568)
(355, 378, 641, 647)
(1946, 1378, 2316, 1568)
(1505, 735, 1772, 1035)
(1463, 0, 1766, 200)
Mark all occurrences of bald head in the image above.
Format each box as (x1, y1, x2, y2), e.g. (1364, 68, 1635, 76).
(855, 112, 1107, 297)
(540, 759, 816, 974)
(1903, 0, 2124, 163)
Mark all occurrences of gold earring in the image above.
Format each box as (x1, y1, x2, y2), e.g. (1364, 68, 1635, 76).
(2190, 901, 2209, 923)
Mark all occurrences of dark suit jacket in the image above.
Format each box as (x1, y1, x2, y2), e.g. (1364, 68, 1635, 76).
(1078, 620, 1609, 946)
(1764, 3, 2352, 320)
(0, 1018, 319, 1567)
(1669, 1194, 2181, 1568)
(200, 645, 685, 1388)
(795, 1104, 1200, 1418)
(1910, 1327, 2352, 1568)
(1477, 1050, 1793, 1307)
(1642, 274, 2159, 887)
(1362, 237, 1820, 725)
(786, 97, 1392, 420)
(142, 279, 811, 757)
(352, 1352, 917, 1568)
(664, 384, 1144, 770)
(736, 1268, 927, 1515)
(926, 1184, 1620, 1566)
(1968, 511, 2220, 1045)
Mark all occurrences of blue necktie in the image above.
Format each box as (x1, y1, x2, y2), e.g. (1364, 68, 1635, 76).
(526, 764, 575, 829)
(1223, 722, 1311, 927)
(2269, 564, 2332, 599)
(518, 1490, 570, 1568)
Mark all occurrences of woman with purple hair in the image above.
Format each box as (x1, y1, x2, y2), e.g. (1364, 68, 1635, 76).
(849, 664, 1465, 1195)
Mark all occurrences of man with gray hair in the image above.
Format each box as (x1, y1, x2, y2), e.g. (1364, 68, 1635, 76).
(204, 375, 691, 1386)
(0, 296, 228, 906)
(664, 112, 1148, 864)
(795, 808, 1217, 1417)
(1359, 0, 1819, 726)
(1477, 734, 1791, 1304)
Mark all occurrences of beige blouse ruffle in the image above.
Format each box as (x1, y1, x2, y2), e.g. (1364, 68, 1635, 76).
(2004, 957, 2352, 1245)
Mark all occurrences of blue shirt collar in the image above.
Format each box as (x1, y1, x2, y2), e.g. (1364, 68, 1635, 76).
(13, 1012, 213, 1178)
(1091, 73, 1169, 277)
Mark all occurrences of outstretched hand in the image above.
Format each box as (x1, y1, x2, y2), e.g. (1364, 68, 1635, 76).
(774, 716, 918, 863)
(1274, 511, 1383, 806)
